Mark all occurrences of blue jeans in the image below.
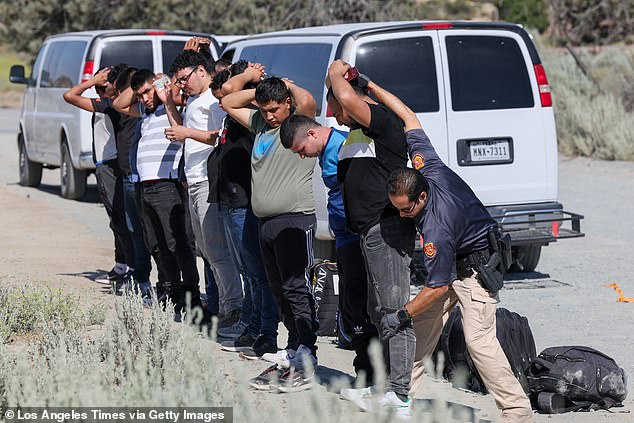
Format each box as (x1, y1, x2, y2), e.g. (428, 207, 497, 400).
(221, 205, 279, 341)
(188, 182, 243, 315)
(360, 216, 416, 397)
(123, 176, 151, 283)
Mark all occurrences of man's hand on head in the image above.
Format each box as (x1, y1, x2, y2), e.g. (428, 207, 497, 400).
(91, 67, 111, 86)
(245, 63, 265, 83)
(328, 60, 351, 78)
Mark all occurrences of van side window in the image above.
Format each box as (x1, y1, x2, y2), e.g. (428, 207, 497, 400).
(241, 43, 332, 115)
(40, 41, 87, 88)
(100, 40, 153, 71)
(29, 46, 47, 87)
(162, 40, 186, 75)
(446, 36, 534, 111)
(355, 37, 439, 113)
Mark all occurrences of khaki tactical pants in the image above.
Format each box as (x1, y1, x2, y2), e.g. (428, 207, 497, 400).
(410, 269, 533, 420)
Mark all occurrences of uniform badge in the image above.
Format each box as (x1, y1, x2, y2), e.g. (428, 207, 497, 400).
(412, 154, 425, 169)
(424, 242, 436, 258)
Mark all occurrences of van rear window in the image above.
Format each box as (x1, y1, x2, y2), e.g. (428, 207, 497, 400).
(240, 43, 332, 115)
(355, 37, 439, 113)
(446, 36, 534, 111)
(162, 41, 187, 75)
(100, 40, 153, 71)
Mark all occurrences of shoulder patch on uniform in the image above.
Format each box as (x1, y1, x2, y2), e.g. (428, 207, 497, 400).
(412, 154, 425, 169)
(424, 242, 436, 258)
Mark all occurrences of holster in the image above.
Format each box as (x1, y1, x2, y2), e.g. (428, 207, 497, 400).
(461, 229, 511, 294)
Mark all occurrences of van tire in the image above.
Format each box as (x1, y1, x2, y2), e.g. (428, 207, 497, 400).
(509, 245, 541, 273)
(314, 239, 336, 261)
(18, 133, 42, 187)
(60, 140, 87, 200)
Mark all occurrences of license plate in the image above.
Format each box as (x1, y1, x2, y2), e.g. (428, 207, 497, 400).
(469, 139, 511, 162)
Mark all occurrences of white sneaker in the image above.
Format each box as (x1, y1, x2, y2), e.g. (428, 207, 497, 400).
(261, 348, 296, 368)
(217, 320, 248, 339)
(288, 345, 317, 370)
(340, 386, 374, 402)
(357, 391, 412, 419)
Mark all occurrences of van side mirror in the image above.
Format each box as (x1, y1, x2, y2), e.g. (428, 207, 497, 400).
(9, 65, 26, 84)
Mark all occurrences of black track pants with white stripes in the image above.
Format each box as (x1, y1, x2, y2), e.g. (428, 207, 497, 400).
(258, 213, 319, 354)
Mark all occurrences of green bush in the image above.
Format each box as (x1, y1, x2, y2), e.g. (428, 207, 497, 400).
(0, 285, 106, 341)
(539, 44, 634, 160)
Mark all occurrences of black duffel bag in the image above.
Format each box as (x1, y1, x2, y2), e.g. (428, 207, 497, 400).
(526, 346, 628, 413)
(434, 307, 536, 394)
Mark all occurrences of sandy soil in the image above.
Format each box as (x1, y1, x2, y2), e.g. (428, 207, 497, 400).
(0, 107, 632, 422)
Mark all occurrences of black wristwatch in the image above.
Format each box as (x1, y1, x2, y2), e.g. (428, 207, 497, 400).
(396, 307, 412, 325)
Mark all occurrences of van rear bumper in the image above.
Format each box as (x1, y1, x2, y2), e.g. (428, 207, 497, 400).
(78, 151, 96, 170)
(487, 202, 584, 246)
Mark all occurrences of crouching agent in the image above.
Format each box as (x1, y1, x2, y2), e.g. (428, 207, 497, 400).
(372, 82, 534, 422)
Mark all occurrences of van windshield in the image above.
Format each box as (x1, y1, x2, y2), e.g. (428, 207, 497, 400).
(100, 40, 153, 71)
(355, 37, 440, 113)
(240, 43, 332, 115)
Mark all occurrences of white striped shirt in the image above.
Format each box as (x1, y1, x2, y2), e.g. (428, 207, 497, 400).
(136, 104, 182, 181)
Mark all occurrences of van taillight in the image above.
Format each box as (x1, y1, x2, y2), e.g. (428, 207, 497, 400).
(422, 23, 453, 29)
(81, 61, 94, 83)
(326, 106, 333, 117)
(146, 31, 167, 35)
(533, 64, 552, 107)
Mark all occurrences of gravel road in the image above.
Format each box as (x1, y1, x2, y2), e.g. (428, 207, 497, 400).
(0, 107, 632, 422)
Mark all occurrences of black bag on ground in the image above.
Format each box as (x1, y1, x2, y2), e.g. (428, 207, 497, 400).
(434, 307, 536, 394)
(310, 261, 339, 337)
(526, 346, 628, 413)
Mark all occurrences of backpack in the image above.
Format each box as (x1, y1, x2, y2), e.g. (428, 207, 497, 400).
(435, 307, 536, 394)
(526, 346, 628, 413)
(310, 261, 339, 337)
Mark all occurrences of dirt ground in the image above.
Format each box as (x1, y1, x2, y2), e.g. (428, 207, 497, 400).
(0, 107, 632, 422)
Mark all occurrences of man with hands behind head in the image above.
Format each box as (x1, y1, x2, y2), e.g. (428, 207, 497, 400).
(222, 65, 320, 392)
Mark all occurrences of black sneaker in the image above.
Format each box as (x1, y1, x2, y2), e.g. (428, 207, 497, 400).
(278, 368, 314, 393)
(220, 330, 257, 352)
(249, 364, 290, 391)
(239, 336, 278, 361)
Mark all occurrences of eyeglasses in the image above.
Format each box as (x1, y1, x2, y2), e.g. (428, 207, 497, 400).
(398, 198, 419, 214)
(174, 67, 197, 87)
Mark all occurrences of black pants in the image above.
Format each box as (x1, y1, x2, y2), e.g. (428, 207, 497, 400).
(337, 240, 379, 379)
(95, 160, 134, 268)
(258, 213, 318, 353)
(138, 180, 200, 311)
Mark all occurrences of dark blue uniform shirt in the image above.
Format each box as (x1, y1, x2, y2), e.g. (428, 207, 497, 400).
(408, 129, 496, 288)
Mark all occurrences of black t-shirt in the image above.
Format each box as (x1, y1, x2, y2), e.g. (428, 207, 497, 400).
(91, 97, 138, 175)
(116, 114, 140, 176)
(207, 116, 254, 207)
(337, 103, 408, 234)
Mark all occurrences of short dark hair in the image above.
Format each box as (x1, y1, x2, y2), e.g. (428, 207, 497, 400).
(107, 63, 128, 84)
(169, 50, 213, 75)
(130, 68, 155, 92)
(229, 59, 258, 89)
(255, 77, 290, 105)
(280, 114, 320, 149)
(211, 69, 230, 91)
(215, 58, 232, 73)
(387, 168, 430, 202)
(115, 67, 138, 92)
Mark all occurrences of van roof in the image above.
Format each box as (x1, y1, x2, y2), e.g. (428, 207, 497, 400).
(226, 20, 538, 64)
(231, 20, 523, 40)
(45, 29, 213, 41)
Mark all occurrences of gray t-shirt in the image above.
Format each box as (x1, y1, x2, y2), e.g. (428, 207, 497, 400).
(248, 110, 315, 218)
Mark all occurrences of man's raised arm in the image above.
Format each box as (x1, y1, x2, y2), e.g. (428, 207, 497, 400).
(63, 67, 110, 112)
(221, 88, 256, 130)
(113, 86, 141, 117)
(366, 80, 421, 132)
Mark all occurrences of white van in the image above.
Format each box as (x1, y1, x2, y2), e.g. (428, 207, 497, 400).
(9, 29, 221, 200)
(221, 21, 583, 272)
